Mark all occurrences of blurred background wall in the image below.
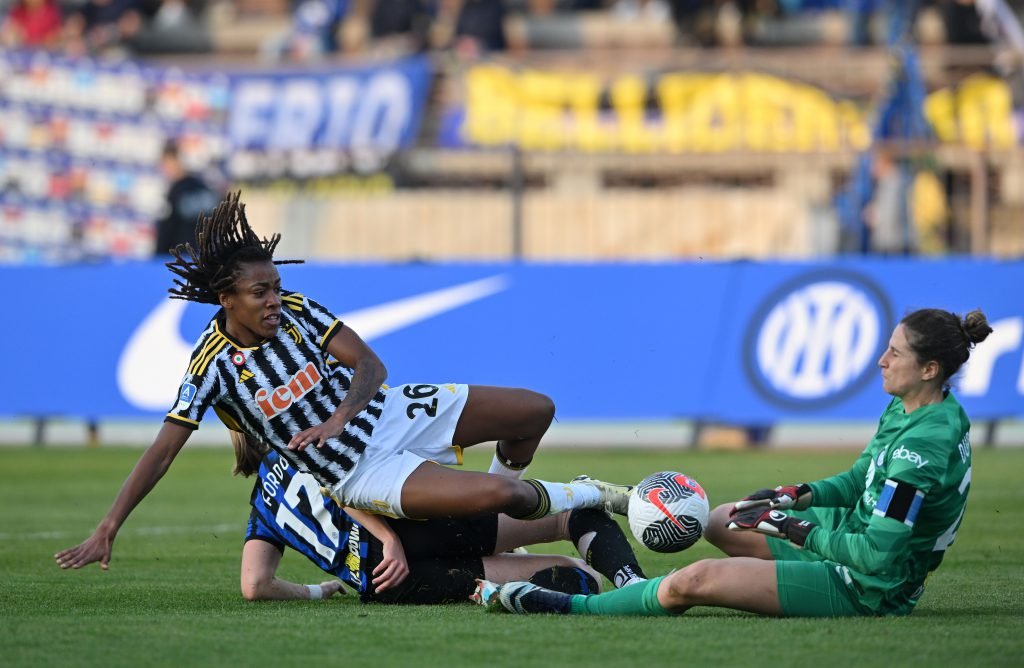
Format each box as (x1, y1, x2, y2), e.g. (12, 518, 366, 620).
(2, 0, 1023, 445)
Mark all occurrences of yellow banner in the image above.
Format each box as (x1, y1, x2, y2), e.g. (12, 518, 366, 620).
(463, 66, 1017, 152)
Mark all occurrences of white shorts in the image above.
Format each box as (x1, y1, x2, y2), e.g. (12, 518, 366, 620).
(331, 382, 469, 518)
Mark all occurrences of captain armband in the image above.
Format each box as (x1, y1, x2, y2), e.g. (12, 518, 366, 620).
(872, 479, 925, 527)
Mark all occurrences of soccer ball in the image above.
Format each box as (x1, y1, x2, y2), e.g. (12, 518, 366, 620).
(627, 471, 710, 553)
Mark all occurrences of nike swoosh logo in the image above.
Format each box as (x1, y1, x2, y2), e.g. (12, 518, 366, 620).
(117, 275, 509, 410)
(674, 473, 706, 499)
(646, 487, 687, 530)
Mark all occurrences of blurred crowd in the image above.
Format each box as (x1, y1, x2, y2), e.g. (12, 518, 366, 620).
(0, 0, 1010, 61)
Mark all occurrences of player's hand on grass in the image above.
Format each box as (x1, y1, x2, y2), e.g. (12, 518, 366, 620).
(732, 484, 812, 512)
(321, 580, 348, 598)
(727, 507, 815, 546)
(372, 537, 409, 592)
(55, 529, 114, 570)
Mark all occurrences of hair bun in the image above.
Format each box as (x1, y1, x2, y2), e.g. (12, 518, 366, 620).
(962, 309, 993, 346)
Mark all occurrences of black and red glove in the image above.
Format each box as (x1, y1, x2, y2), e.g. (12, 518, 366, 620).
(727, 507, 815, 546)
(732, 483, 813, 512)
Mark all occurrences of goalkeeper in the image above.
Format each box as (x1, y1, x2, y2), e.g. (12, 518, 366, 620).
(474, 308, 992, 618)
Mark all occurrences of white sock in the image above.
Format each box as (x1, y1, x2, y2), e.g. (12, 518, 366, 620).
(528, 480, 601, 515)
(488, 453, 528, 479)
(488, 444, 530, 479)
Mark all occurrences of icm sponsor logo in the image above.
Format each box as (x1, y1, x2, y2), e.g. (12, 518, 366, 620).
(744, 271, 892, 408)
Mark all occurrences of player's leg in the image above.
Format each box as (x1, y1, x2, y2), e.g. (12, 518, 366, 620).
(399, 462, 612, 519)
(482, 553, 600, 591)
(452, 385, 555, 477)
(703, 502, 774, 559)
(655, 558, 781, 615)
(478, 557, 781, 617)
(240, 540, 284, 601)
(493, 511, 647, 588)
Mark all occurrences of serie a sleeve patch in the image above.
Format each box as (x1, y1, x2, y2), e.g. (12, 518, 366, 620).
(873, 479, 925, 526)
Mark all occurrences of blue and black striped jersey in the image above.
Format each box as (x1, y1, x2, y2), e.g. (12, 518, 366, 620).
(246, 449, 372, 593)
(165, 291, 385, 489)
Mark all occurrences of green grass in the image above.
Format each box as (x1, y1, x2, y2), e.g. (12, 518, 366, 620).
(2, 445, 1023, 667)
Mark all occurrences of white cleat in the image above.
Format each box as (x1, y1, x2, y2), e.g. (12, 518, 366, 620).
(572, 475, 634, 516)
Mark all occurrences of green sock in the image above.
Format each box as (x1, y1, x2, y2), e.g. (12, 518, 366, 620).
(569, 576, 671, 616)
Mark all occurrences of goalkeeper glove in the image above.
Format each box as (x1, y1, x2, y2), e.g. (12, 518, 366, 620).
(727, 507, 815, 547)
(732, 483, 812, 512)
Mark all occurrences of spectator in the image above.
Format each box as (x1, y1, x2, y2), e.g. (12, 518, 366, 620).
(845, 0, 922, 46)
(941, 0, 987, 44)
(866, 149, 917, 255)
(153, 140, 221, 257)
(450, 0, 508, 56)
(131, 0, 212, 54)
(368, 0, 435, 52)
(262, 0, 350, 61)
(1, 0, 63, 49)
(63, 0, 143, 57)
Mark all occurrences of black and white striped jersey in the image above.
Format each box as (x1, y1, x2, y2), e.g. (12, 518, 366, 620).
(165, 291, 385, 488)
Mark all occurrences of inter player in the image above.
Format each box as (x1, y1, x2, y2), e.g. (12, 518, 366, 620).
(235, 433, 647, 603)
(475, 308, 992, 618)
(56, 192, 630, 571)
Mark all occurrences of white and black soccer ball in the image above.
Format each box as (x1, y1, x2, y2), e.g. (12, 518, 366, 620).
(627, 471, 710, 553)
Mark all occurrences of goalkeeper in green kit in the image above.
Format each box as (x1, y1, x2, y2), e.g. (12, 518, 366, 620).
(473, 308, 993, 618)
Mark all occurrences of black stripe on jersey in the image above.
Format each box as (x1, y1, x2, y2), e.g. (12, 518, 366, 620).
(348, 415, 374, 437)
(332, 369, 352, 392)
(165, 414, 199, 429)
(337, 429, 367, 455)
(321, 320, 342, 348)
(279, 446, 344, 488)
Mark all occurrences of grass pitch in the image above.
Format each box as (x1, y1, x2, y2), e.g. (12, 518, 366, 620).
(2, 444, 1022, 667)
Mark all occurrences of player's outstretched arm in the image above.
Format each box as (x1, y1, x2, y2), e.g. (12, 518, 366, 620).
(241, 540, 346, 601)
(54, 422, 192, 570)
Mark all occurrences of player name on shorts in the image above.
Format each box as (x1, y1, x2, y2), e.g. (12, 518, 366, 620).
(255, 362, 324, 419)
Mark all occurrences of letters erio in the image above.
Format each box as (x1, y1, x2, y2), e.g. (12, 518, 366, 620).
(255, 362, 323, 418)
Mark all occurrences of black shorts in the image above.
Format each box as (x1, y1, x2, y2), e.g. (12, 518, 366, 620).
(362, 514, 499, 605)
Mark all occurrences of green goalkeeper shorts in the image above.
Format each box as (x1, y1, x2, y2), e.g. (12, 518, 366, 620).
(768, 506, 871, 617)
(772, 558, 869, 617)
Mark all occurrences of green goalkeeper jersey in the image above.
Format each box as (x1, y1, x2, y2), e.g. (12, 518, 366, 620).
(802, 392, 972, 615)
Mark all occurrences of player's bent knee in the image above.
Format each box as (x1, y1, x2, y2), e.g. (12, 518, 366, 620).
(515, 389, 555, 433)
(663, 559, 718, 608)
(703, 504, 735, 547)
(240, 578, 267, 601)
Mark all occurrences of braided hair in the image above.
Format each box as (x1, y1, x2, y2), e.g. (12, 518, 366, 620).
(165, 191, 302, 304)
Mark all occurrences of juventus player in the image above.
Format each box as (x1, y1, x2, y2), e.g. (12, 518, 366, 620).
(236, 437, 647, 604)
(476, 309, 992, 618)
(56, 192, 631, 572)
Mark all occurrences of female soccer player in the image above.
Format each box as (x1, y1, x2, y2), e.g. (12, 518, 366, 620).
(55, 192, 630, 571)
(235, 434, 647, 604)
(476, 308, 992, 618)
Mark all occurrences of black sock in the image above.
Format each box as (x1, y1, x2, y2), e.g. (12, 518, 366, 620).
(528, 565, 598, 595)
(568, 508, 647, 588)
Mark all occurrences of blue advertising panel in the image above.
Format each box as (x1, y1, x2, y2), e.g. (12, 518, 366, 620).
(0, 52, 433, 262)
(3, 260, 1021, 422)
